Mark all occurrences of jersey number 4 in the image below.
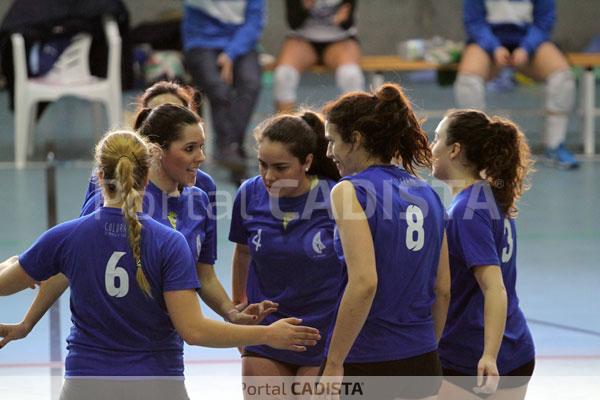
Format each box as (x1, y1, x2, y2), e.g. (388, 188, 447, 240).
(105, 251, 129, 298)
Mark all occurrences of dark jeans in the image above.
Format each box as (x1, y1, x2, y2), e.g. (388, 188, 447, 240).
(184, 48, 261, 158)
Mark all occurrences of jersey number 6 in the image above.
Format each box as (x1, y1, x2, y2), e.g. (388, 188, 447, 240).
(105, 251, 130, 298)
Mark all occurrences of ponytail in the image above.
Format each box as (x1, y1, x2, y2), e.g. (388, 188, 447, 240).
(115, 157, 152, 298)
(96, 131, 153, 297)
(444, 110, 534, 217)
(323, 82, 431, 176)
(133, 107, 153, 131)
(300, 111, 341, 181)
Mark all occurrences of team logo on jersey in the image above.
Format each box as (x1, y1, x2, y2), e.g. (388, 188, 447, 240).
(303, 229, 332, 260)
(312, 231, 326, 255)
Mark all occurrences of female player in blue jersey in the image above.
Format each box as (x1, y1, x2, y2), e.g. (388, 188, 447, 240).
(82, 80, 218, 220)
(431, 110, 535, 399)
(229, 111, 342, 385)
(0, 130, 320, 399)
(320, 83, 451, 399)
(0, 104, 274, 348)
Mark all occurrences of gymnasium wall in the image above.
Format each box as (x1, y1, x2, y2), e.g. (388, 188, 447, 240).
(0, 0, 598, 54)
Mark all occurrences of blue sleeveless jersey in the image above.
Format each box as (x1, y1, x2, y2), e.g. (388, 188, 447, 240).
(333, 165, 446, 363)
(439, 182, 535, 375)
(82, 180, 216, 266)
(229, 176, 343, 365)
(82, 168, 218, 259)
(19, 208, 199, 376)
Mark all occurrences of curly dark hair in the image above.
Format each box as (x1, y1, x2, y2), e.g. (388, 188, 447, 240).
(444, 109, 534, 217)
(322, 83, 432, 176)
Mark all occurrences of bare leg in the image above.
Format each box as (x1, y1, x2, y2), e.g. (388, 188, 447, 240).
(454, 44, 499, 110)
(519, 42, 577, 165)
(322, 39, 364, 93)
(242, 356, 296, 400)
(274, 38, 318, 113)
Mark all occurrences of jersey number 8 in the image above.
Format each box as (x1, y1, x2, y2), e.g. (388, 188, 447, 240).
(406, 205, 425, 251)
(105, 251, 129, 298)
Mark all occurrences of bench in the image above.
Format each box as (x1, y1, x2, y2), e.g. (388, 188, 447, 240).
(202, 53, 599, 159)
(300, 54, 599, 155)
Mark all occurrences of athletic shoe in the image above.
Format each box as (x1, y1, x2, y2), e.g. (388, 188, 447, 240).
(543, 143, 579, 170)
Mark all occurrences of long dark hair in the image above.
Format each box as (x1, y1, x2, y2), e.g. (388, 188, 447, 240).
(322, 83, 432, 176)
(444, 109, 534, 217)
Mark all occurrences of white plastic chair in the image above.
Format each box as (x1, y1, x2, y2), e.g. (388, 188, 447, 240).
(11, 16, 122, 168)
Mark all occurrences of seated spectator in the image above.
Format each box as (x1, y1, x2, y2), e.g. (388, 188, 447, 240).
(454, 0, 578, 169)
(182, 0, 265, 182)
(274, 0, 364, 113)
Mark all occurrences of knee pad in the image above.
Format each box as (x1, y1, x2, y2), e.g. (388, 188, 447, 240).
(335, 63, 365, 93)
(454, 73, 486, 110)
(273, 64, 300, 103)
(545, 69, 575, 114)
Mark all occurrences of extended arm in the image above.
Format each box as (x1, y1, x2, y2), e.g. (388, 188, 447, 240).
(164, 289, 318, 350)
(0, 256, 36, 296)
(0, 274, 68, 348)
(197, 262, 276, 324)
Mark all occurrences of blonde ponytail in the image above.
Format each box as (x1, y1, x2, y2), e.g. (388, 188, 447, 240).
(96, 131, 153, 298)
(115, 157, 152, 298)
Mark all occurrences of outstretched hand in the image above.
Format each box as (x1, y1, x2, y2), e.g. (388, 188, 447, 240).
(266, 317, 320, 351)
(228, 300, 278, 325)
(0, 322, 31, 349)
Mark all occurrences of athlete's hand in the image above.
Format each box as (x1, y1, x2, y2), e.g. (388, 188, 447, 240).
(227, 300, 278, 325)
(473, 354, 500, 395)
(315, 362, 344, 400)
(333, 3, 351, 26)
(265, 318, 320, 351)
(511, 47, 529, 67)
(0, 322, 32, 349)
(494, 46, 511, 67)
(217, 52, 233, 85)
